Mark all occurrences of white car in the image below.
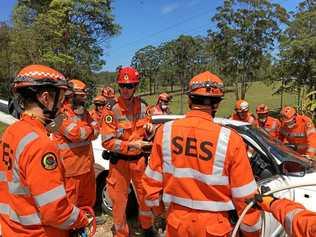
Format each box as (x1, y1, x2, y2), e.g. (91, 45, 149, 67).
(1, 100, 316, 236)
(94, 114, 316, 236)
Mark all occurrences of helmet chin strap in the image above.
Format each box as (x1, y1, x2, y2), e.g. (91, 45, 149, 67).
(35, 90, 61, 124)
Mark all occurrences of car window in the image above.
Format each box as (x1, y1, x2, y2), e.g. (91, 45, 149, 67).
(242, 137, 277, 181)
(246, 125, 315, 173)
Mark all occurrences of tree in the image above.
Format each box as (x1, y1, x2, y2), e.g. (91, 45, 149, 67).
(131, 45, 161, 94)
(208, 0, 288, 99)
(0, 23, 12, 98)
(9, 0, 120, 99)
(278, 0, 316, 109)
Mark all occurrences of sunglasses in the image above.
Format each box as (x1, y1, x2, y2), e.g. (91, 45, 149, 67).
(119, 84, 136, 89)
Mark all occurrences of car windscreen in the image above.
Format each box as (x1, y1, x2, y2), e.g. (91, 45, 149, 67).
(244, 125, 315, 172)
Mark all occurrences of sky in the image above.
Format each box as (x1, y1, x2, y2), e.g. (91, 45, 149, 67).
(0, 0, 302, 72)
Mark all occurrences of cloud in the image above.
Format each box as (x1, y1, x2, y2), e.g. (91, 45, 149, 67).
(161, 2, 180, 15)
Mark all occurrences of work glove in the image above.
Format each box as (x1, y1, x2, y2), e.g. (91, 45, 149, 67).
(254, 194, 277, 212)
(128, 140, 152, 152)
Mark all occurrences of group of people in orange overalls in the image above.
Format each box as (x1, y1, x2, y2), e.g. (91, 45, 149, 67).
(1, 63, 316, 237)
(230, 99, 316, 158)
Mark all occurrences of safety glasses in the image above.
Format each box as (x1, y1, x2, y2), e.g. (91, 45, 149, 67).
(119, 83, 135, 89)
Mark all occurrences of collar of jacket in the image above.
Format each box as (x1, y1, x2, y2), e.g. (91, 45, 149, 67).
(185, 109, 213, 122)
(21, 113, 46, 131)
(117, 96, 140, 112)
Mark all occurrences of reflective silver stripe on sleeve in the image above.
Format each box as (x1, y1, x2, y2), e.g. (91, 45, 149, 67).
(79, 127, 88, 140)
(163, 193, 234, 212)
(145, 198, 161, 207)
(8, 182, 30, 195)
(162, 121, 174, 172)
(285, 208, 304, 236)
(288, 132, 305, 138)
(0, 171, 6, 181)
(0, 203, 41, 225)
(213, 127, 230, 176)
(34, 185, 66, 207)
(64, 123, 77, 137)
(163, 166, 228, 185)
(240, 216, 262, 233)
(296, 144, 308, 149)
(145, 166, 163, 182)
(139, 210, 153, 217)
(306, 128, 316, 136)
(307, 147, 316, 153)
(140, 103, 147, 119)
(16, 132, 39, 162)
(58, 206, 80, 229)
(280, 129, 289, 137)
(114, 140, 122, 153)
(231, 180, 257, 198)
(57, 141, 90, 150)
(102, 134, 115, 142)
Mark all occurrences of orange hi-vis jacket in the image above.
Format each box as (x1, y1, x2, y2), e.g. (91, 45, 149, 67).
(256, 116, 281, 139)
(270, 199, 316, 237)
(0, 114, 88, 237)
(101, 96, 150, 155)
(53, 102, 99, 177)
(230, 112, 256, 124)
(143, 110, 262, 236)
(89, 108, 104, 126)
(279, 114, 316, 157)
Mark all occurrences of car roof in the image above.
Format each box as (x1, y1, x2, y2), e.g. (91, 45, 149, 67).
(151, 114, 250, 127)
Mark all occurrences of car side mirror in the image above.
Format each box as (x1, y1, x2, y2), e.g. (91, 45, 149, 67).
(280, 160, 306, 177)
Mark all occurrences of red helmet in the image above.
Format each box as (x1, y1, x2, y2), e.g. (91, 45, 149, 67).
(102, 86, 115, 98)
(93, 95, 106, 105)
(12, 64, 67, 92)
(188, 71, 224, 97)
(117, 67, 140, 84)
(235, 100, 249, 112)
(158, 93, 172, 102)
(68, 79, 87, 95)
(280, 106, 296, 123)
(256, 104, 269, 114)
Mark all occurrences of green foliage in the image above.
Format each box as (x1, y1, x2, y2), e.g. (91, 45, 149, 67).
(208, 0, 288, 99)
(278, 0, 316, 103)
(1, 0, 120, 100)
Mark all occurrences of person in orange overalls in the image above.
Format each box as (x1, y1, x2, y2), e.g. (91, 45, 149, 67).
(102, 86, 117, 110)
(279, 106, 316, 157)
(230, 99, 256, 124)
(147, 93, 172, 116)
(101, 66, 155, 237)
(143, 71, 262, 237)
(90, 95, 106, 125)
(53, 79, 99, 208)
(0, 65, 91, 237)
(256, 195, 316, 237)
(255, 104, 281, 139)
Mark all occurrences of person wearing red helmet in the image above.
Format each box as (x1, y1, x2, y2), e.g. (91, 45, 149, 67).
(0, 65, 92, 236)
(100, 66, 155, 236)
(255, 104, 281, 139)
(143, 71, 262, 237)
(230, 99, 256, 124)
(53, 79, 99, 210)
(279, 106, 316, 157)
(101, 86, 117, 110)
(90, 95, 106, 125)
(147, 92, 172, 116)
